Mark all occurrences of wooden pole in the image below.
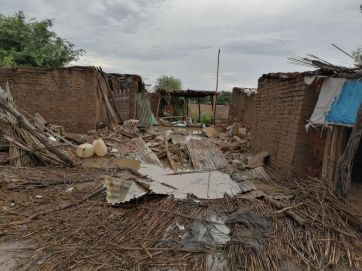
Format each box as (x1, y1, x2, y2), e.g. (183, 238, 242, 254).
(198, 98, 201, 123)
(213, 49, 220, 124)
(98, 68, 124, 124)
(183, 97, 185, 119)
(216, 49, 220, 92)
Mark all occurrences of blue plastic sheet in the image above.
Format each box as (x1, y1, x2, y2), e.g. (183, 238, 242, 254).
(326, 80, 362, 125)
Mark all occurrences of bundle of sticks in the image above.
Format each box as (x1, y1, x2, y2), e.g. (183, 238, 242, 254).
(0, 83, 74, 167)
(288, 54, 359, 73)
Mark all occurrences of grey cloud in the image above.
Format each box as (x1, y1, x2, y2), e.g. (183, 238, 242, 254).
(223, 38, 292, 56)
(1, 0, 361, 90)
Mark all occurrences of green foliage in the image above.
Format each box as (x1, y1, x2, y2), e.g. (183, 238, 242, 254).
(191, 112, 213, 125)
(216, 91, 232, 105)
(188, 91, 231, 105)
(155, 75, 182, 90)
(0, 11, 84, 68)
(200, 112, 213, 125)
(352, 6, 361, 65)
(171, 96, 185, 116)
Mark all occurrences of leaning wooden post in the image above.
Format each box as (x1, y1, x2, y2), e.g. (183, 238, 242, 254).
(213, 49, 221, 124)
(171, 96, 176, 117)
(198, 98, 201, 123)
(213, 94, 217, 124)
(335, 102, 362, 198)
(182, 97, 186, 120)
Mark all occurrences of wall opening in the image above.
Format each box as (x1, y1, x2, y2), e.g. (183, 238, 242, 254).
(351, 133, 362, 184)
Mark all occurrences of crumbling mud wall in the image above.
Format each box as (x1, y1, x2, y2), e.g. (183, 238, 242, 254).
(251, 73, 319, 178)
(228, 87, 255, 128)
(0, 66, 104, 133)
(107, 74, 143, 121)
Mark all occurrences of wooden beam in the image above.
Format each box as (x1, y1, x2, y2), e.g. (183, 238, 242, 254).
(197, 98, 201, 123)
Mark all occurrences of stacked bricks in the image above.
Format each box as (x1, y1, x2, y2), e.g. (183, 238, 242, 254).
(0, 66, 99, 133)
(251, 73, 319, 178)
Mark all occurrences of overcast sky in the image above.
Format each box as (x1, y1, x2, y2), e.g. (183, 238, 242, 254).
(2, 0, 362, 90)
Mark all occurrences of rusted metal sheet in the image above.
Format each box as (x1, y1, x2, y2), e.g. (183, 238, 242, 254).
(186, 138, 228, 170)
(136, 93, 154, 128)
(118, 137, 162, 166)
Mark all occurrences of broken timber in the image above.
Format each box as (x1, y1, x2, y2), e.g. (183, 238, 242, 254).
(0, 94, 74, 166)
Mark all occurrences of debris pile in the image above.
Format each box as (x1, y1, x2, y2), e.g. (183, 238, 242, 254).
(0, 83, 75, 167)
(1, 168, 361, 270)
(0, 83, 361, 271)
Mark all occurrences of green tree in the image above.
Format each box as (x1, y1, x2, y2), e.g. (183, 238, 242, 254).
(216, 91, 232, 105)
(0, 11, 84, 68)
(155, 75, 182, 90)
(354, 5, 362, 65)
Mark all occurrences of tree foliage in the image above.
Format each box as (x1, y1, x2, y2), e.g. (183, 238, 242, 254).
(0, 11, 84, 68)
(189, 91, 231, 105)
(216, 91, 232, 104)
(155, 75, 182, 90)
(354, 4, 362, 65)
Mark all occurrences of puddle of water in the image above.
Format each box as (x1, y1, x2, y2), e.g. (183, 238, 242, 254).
(0, 240, 29, 271)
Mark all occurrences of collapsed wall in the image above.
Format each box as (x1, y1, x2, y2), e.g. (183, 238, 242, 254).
(251, 73, 319, 178)
(0, 66, 107, 133)
(107, 74, 144, 121)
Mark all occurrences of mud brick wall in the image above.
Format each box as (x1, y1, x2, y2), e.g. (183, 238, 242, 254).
(0, 66, 100, 133)
(243, 96, 255, 128)
(108, 74, 143, 121)
(251, 74, 319, 178)
(228, 87, 255, 128)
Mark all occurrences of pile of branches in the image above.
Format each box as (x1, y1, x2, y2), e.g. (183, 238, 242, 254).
(288, 54, 361, 74)
(0, 167, 361, 270)
(0, 83, 75, 167)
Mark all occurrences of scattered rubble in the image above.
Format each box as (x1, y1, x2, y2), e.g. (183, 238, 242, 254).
(0, 82, 361, 271)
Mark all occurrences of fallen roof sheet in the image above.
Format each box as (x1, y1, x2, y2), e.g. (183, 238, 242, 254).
(138, 164, 241, 199)
(186, 138, 228, 170)
(117, 137, 162, 166)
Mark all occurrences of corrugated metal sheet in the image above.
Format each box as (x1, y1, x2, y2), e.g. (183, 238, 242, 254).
(118, 137, 162, 166)
(186, 138, 228, 170)
(136, 93, 155, 128)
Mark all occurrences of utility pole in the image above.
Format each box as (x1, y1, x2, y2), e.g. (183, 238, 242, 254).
(213, 49, 220, 124)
